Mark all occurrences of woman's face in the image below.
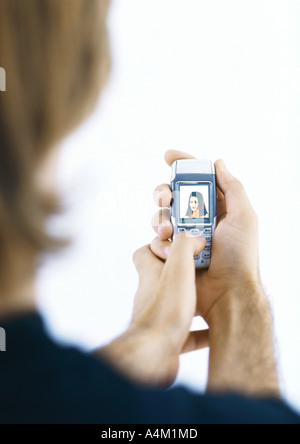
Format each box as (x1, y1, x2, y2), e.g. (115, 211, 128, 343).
(190, 196, 199, 212)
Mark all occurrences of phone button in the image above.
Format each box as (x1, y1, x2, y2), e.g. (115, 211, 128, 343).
(190, 228, 201, 236)
(178, 228, 186, 233)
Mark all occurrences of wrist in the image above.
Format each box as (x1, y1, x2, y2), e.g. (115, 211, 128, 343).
(131, 301, 191, 358)
(99, 324, 179, 387)
(206, 281, 280, 398)
(205, 279, 268, 327)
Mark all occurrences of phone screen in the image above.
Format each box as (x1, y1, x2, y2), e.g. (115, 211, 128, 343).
(177, 182, 211, 225)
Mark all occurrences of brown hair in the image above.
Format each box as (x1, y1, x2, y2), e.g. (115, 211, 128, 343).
(0, 0, 110, 289)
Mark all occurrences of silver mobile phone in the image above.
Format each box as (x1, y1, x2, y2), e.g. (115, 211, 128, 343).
(170, 159, 217, 268)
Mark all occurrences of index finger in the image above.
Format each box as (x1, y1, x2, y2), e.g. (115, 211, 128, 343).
(154, 150, 197, 208)
(155, 233, 206, 324)
(153, 184, 172, 208)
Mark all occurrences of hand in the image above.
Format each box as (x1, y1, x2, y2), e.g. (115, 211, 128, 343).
(100, 234, 209, 387)
(151, 149, 262, 322)
(99, 150, 279, 396)
(151, 150, 279, 397)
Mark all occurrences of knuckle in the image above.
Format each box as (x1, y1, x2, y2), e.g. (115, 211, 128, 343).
(132, 246, 147, 265)
(231, 177, 244, 193)
(150, 236, 159, 249)
(151, 208, 171, 230)
(151, 210, 161, 228)
(153, 185, 172, 207)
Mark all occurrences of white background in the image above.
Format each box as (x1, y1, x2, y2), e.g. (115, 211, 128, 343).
(36, 0, 300, 414)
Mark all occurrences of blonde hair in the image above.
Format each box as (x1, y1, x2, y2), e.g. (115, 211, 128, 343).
(0, 0, 110, 288)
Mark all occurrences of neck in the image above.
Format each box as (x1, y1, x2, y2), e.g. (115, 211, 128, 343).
(0, 146, 60, 321)
(0, 253, 36, 320)
(0, 281, 36, 320)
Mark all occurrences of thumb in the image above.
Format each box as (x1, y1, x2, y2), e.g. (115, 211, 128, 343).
(156, 233, 206, 322)
(134, 234, 207, 353)
(164, 232, 206, 279)
(181, 329, 210, 353)
(215, 159, 252, 218)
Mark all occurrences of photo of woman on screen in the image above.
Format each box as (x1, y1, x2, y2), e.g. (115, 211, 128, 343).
(185, 191, 209, 219)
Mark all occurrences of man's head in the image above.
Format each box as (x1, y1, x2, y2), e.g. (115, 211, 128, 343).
(0, 0, 111, 290)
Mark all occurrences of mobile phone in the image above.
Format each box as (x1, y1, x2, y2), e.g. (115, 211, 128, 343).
(170, 159, 217, 268)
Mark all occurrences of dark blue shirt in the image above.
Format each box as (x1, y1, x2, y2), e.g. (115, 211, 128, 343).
(0, 313, 299, 424)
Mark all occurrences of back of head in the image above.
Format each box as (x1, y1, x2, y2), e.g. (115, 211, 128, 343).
(0, 0, 110, 290)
